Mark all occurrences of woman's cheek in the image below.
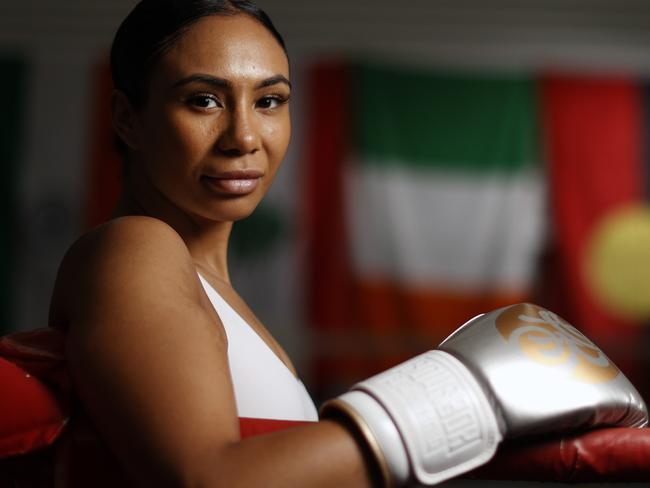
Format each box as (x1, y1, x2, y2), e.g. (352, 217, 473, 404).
(162, 120, 210, 166)
(268, 116, 291, 159)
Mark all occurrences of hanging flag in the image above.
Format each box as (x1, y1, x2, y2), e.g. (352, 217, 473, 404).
(305, 62, 546, 396)
(541, 75, 647, 387)
(85, 60, 122, 229)
(0, 57, 27, 334)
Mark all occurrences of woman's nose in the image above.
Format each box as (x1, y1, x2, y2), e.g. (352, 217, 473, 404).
(216, 105, 260, 156)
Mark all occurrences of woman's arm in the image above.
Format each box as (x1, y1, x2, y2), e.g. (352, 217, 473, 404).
(54, 217, 376, 488)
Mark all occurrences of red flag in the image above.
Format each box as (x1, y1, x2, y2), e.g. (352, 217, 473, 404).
(85, 60, 122, 229)
(541, 74, 645, 385)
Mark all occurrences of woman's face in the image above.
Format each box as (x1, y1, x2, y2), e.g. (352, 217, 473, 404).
(131, 14, 291, 223)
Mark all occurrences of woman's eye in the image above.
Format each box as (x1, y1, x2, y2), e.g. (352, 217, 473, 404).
(188, 95, 220, 109)
(256, 96, 287, 110)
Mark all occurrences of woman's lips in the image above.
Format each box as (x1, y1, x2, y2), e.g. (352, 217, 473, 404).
(202, 170, 263, 196)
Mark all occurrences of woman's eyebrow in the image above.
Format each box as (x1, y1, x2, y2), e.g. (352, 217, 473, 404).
(172, 74, 291, 90)
(172, 74, 229, 89)
(256, 75, 291, 90)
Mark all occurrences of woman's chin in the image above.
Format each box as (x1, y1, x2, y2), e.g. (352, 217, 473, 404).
(199, 199, 262, 224)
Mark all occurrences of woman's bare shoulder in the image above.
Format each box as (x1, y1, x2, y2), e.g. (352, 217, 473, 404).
(65, 215, 190, 265)
(50, 216, 201, 329)
(53, 217, 240, 482)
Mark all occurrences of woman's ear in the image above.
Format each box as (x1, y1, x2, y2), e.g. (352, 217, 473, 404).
(111, 90, 140, 150)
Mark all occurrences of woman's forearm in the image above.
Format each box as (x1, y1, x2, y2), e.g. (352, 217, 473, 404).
(170, 420, 377, 488)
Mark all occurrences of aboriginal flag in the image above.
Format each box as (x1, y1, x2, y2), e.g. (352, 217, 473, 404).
(541, 75, 650, 392)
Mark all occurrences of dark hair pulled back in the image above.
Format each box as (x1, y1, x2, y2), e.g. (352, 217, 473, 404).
(111, 0, 287, 109)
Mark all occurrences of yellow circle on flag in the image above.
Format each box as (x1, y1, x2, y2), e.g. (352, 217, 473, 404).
(585, 205, 650, 320)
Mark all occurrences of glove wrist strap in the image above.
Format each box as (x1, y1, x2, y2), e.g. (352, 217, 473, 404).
(356, 350, 502, 485)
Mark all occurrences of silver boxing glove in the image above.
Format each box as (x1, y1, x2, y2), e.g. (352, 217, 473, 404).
(321, 303, 648, 487)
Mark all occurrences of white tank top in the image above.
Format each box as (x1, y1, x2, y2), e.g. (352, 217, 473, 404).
(198, 274, 318, 421)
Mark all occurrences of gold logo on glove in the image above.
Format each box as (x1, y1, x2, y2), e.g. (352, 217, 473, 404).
(496, 303, 619, 384)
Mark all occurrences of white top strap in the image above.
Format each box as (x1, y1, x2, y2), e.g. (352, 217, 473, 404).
(198, 274, 318, 421)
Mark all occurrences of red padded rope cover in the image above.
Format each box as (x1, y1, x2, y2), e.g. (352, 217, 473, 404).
(0, 329, 69, 459)
(1, 327, 650, 484)
(0, 328, 69, 391)
(473, 427, 650, 482)
(0, 357, 67, 458)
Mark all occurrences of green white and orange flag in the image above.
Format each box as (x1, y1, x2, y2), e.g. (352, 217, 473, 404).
(305, 63, 546, 394)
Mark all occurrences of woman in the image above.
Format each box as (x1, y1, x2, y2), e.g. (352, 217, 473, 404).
(49, 1, 379, 486)
(46, 1, 650, 486)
